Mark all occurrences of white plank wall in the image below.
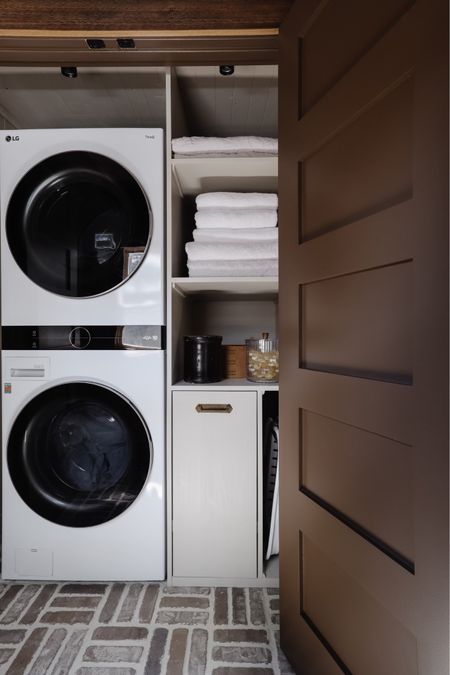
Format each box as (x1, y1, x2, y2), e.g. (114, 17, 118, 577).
(0, 67, 167, 129)
(174, 65, 278, 137)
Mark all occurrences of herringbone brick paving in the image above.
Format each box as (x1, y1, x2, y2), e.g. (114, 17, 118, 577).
(0, 582, 295, 675)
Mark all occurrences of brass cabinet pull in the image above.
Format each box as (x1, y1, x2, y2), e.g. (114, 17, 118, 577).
(195, 403, 233, 414)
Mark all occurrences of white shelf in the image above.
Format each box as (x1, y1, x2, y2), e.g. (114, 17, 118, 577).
(172, 156, 278, 196)
(171, 276, 278, 298)
(172, 378, 279, 392)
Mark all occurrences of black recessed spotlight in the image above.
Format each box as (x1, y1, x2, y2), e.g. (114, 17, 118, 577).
(219, 65, 235, 76)
(86, 39, 105, 50)
(117, 38, 136, 49)
(61, 66, 78, 79)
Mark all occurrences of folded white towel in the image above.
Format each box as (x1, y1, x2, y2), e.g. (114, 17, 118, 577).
(187, 259, 278, 277)
(196, 192, 278, 210)
(172, 136, 278, 156)
(186, 241, 277, 262)
(174, 151, 277, 158)
(193, 227, 278, 243)
(195, 209, 277, 230)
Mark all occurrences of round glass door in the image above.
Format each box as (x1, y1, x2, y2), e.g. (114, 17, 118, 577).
(6, 151, 151, 297)
(8, 382, 152, 527)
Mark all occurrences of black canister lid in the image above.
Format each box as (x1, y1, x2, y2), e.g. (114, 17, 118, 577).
(184, 335, 222, 343)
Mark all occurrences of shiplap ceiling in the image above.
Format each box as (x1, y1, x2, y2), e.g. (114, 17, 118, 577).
(0, 65, 278, 136)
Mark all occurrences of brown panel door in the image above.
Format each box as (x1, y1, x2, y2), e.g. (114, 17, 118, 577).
(278, 1, 449, 673)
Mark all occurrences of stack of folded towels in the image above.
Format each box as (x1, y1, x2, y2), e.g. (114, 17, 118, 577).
(172, 136, 278, 158)
(185, 192, 278, 277)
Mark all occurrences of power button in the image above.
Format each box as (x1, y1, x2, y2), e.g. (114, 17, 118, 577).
(69, 327, 91, 349)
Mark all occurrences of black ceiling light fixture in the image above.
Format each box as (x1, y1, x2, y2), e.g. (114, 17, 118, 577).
(219, 65, 235, 76)
(61, 66, 78, 79)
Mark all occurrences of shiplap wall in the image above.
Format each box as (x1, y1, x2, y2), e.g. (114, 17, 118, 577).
(0, 66, 278, 137)
(173, 65, 278, 137)
(0, 67, 167, 129)
(0, 110, 14, 129)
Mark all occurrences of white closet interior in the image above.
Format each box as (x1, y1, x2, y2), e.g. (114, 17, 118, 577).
(169, 65, 279, 586)
(0, 64, 280, 586)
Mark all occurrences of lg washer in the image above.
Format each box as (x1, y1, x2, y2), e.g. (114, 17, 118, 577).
(1, 325, 165, 580)
(0, 128, 164, 326)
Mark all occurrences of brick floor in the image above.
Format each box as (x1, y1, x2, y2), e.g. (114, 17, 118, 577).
(0, 582, 295, 674)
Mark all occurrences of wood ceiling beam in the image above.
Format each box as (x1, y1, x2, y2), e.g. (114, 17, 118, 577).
(0, 29, 279, 38)
(0, 0, 292, 32)
(0, 34, 279, 66)
(0, 0, 288, 66)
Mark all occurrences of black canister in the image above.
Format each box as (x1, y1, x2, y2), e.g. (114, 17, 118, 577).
(184, 335, 223, 383)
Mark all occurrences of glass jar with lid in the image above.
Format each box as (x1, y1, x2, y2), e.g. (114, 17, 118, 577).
(245, 332, 279, 383)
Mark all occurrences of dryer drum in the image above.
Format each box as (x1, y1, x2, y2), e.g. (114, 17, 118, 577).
(6, 151, 152, 298)
(7, 382, 153, 527)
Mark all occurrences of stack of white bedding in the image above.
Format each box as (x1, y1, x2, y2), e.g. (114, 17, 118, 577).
(186, 192, 278, 277)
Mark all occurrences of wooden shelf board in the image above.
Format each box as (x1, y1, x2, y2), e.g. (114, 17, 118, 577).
(172, 378, 279, 392)
(172, 276, 278, 298)
(171, 156, 278, 196)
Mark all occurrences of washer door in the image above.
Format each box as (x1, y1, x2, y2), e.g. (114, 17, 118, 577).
(8, 382, 152, 527)
(6, 151, 151, 297)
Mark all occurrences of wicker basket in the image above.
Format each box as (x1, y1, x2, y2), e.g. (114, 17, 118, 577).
(222, 344, 246, 379)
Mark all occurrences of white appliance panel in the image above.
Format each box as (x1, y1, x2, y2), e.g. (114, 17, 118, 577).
(2, 349, 165, 581)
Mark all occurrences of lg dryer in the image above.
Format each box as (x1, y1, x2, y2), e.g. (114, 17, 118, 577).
(0, 128, 164, 326)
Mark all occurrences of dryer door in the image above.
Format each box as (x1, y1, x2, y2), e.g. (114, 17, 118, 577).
(7, 382, 152, 527)
(6, 151, 151, 297)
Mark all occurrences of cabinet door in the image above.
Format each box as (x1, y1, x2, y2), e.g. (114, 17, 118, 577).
(172, 390, 257, 579)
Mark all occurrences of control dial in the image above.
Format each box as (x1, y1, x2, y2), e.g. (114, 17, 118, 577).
(69, 326, 91, 349)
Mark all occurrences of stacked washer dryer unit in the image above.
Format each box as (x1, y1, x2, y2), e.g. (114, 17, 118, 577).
(1, 129, 165, 580)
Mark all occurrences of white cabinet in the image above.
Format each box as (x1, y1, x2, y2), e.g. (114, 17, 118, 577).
(172, 390, 257, 579)
(167, 66, 279, 586)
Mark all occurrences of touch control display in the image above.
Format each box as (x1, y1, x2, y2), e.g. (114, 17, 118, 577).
(2, 325, 165, 350)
